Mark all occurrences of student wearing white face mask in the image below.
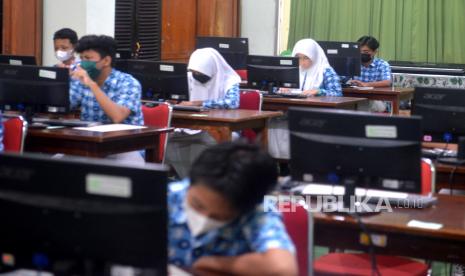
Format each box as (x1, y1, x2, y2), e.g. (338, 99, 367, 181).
(53, 28, 79, 68)
(168, 142, 297, 276)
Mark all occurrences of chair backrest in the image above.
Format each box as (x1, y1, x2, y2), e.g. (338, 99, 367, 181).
(421, 158, 436, 195)
(239, 90, 262, 111)
(235, 69, 248, 81)
(142, 103, 172, 163)
(2, 115, 27, 153)
(282, 204, 309, 276)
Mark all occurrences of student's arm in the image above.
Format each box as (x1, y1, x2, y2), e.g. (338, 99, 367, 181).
(193, 249, 297, 276)
(352, 60, 392, 87)
(202, 84, 240, 109)
(71, 67, 133, 123)
(319, 68, 343, 96)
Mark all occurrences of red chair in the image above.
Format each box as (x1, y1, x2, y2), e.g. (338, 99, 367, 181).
(2, 115, 27, 153)
(239, 90, 262, 142)
(421, 158, 436, 195)
(283, 202, 429, 276)
(235, 69, 248, 81)
(142, 103, 172, 163)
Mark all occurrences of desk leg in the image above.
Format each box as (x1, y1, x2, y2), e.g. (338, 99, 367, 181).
(258, 121, 269, 148)
(392, 97, 400, 115)
(145, 137, 160, 163)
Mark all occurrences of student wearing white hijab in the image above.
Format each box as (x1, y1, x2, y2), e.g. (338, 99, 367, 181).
(165, 48, 241, 178)
(269, 39, 342, 161)
(289, 38, 342, 96)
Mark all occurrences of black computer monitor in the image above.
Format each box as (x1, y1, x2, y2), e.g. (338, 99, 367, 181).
(412, 87, 465, 143)
(196, 36, 249, 70)
(0, 54, 37, 66)
(115, 59, 189, 101)
(289, 107, 422, 204)
(0, 153, 168, 275)
(115, 50, 133, 60)
(246, 55, 300, 93)
(0, 64, 70, 120)
(318, 41, 361, 78)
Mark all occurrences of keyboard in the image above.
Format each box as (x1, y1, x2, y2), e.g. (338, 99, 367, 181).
(421, 148, 457, 159)
(172, 105, 206, 112)
(263, 93, 307, 99)
(32, 118, 101, 127)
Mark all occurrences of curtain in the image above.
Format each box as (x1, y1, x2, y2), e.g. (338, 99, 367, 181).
(288, 0, 465, 63)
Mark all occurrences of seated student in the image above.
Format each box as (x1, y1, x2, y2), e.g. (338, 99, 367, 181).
(286, 38, 342, 96)
(165, 48, 241, 178)
(70, 35, 144, 162)
(53, 28, 79, 68)
(168, 142, 297, 276)
(350, 35, 392, 112)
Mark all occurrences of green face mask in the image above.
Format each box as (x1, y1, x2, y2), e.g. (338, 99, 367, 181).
(80, 60, 101, 80)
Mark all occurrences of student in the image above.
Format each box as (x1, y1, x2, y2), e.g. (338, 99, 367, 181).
(53, 28, 79, 68)
(70, 35, 143, 126)
(288, 38, 342, 96)
(165, 48, 241, 178)
(350, 36, 392, 112)
(70, 35, 144, 162)
(168, 142, 297, 276)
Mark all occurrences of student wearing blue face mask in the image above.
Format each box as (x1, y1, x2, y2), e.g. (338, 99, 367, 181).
(168, 142, 297, 275)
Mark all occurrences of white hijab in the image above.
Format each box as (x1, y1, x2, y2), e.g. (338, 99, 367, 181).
(292, 39, 331, 90)
(188, 48, 241, 101)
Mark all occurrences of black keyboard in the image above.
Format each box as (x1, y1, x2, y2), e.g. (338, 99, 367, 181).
(263, 93, 307, 99)
(421, 148, 457, 159)
(32, 118, 101, 127)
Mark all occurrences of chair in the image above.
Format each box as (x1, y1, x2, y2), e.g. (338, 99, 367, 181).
(142, 103, 172, 163)
(283, 203, 429, 276)
(421, 158, 436, 195)
(239, 90, 262, 142)
(235, 69, 248, 81)
(2, 115, 27, 153)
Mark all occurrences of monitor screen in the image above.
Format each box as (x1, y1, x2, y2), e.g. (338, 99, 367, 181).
(289, 107, 422, 193)
(246, 55, 299, 91)
(318, 41, 361, 77)
(196, 36, 249, 70)
(0, 54, 37, 66)
(412, 87, 465, 143)
(115, 59, 189, 101)
(0, 153, 168, 275)
(0, 64, 70, 115)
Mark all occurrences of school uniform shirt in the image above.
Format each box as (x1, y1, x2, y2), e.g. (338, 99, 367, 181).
(70, 69, 143, 125)
(168, 179, 295, 267)
(355, 57, 391, 83)
(202, 83, 240, 109)
(319, 67, 343, 96)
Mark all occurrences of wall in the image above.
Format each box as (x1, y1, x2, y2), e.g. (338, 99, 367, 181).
(42, 0, 115, 66)
(240, 0, 278, 55)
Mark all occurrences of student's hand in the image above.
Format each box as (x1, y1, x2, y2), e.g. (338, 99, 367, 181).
(349, 80, 369, 87)
(70, 65, 95, 88)
(302, 89, 319, 96)
(179, 100, 203, 106)
(193, 256, 233, 276)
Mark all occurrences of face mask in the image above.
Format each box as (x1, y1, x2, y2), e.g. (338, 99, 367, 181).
(80, 60, 101, 80)
(361, 53, 372, 63)
(55, 50, 73, 62)
(184, 200, 229, 237)
(192, 72, 211, 84)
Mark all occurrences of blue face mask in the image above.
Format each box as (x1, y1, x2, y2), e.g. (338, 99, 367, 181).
(80, 60, 101, 80)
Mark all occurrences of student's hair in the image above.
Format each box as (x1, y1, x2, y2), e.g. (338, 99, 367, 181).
(75, 35, 117, 66)
(190, 142, 278, 214)
(53, 28, 78, 45)
(357, 36, 380, 51)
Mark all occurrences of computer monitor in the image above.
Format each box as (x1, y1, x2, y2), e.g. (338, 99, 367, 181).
(412, 87, 465, 143)
(0, 64, 70, 120)
(0, 153, 168, 275)
(289, 107, 422, 205)
(0, 54, 37, 66)
(115, 59, 189, 101)
(196, 36, 249, 70)
(246, 55, 300, 93)
(115, 50, 133, 60)
(318, 41, 361, 78)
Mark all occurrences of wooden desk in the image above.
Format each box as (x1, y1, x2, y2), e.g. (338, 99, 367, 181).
(25, 126, 173, 163)
(262, 96, 367, 111)
(313, 195, 465, 264)
(342, 87, 415, 115)
(171, 109, 283, 146)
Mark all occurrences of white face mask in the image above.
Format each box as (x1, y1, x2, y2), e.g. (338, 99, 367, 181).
(55, 50, 74, 62)
(184, 200, 230, 237)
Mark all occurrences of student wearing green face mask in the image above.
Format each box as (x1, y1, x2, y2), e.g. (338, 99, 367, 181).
(70, 35, 143, 126)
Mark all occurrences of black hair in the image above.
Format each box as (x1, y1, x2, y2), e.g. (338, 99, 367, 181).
(357, 36, 380, 51)
(53, 28, 78, 45)
(75, 35, 117, 66)
(190, 142, 278, 214)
